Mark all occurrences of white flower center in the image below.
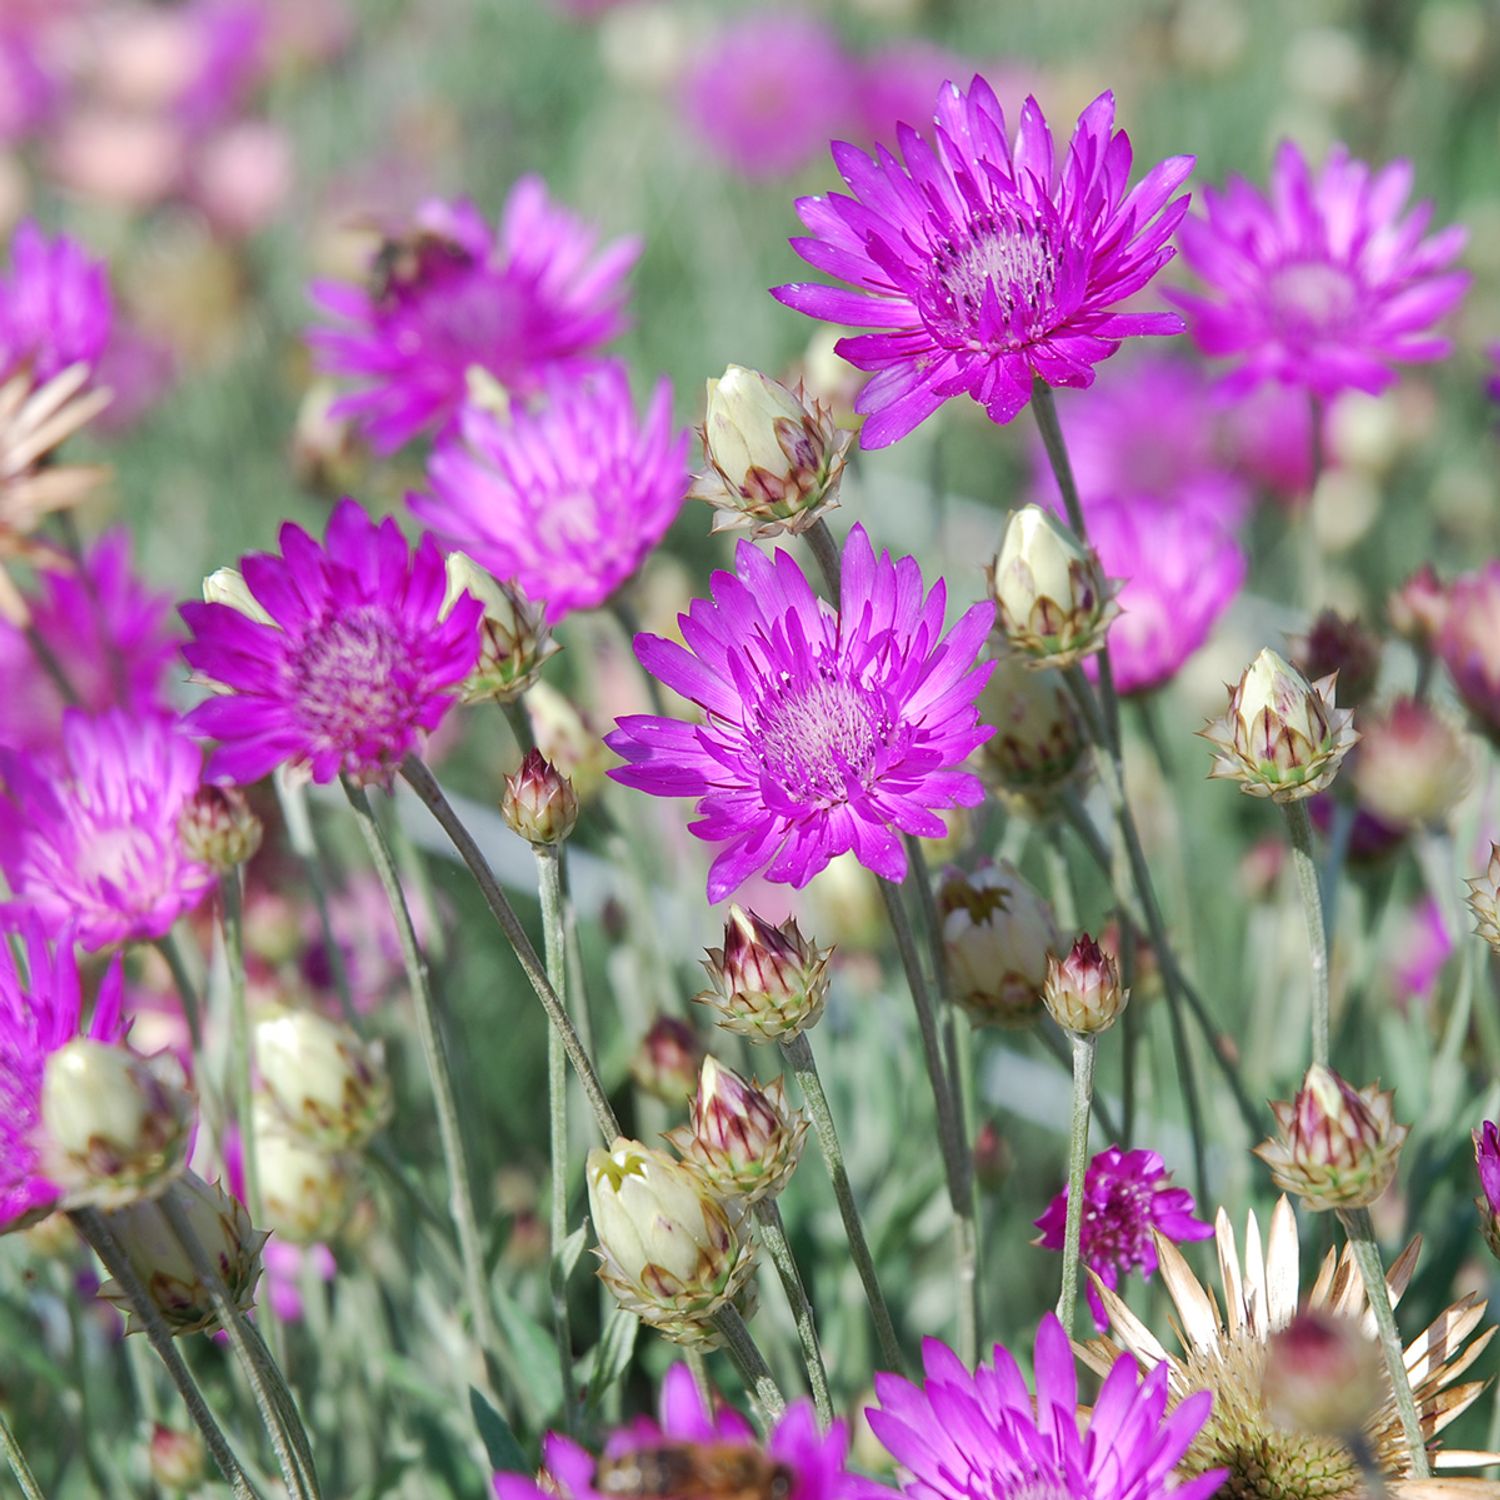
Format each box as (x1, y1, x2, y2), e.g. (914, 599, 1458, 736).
(755, 676, 885, 802)
(1266, 261, 1360, 342)
(928, 211, 1060, 346)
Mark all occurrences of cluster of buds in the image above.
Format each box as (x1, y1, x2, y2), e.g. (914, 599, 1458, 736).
(1201, 648, 1358, 801)
(1254, 1064, 1408, 1212)
(1294, 610, 1381, 709)
(939, 861, 1060, 1029)
(253, 1006, 392, 1151)
(691, 364, 853, 538)
(1261, 1311, 1385, 1440)
(976, 645, 1089, 809)
(630, 1015, 706, 1104)
(1473, 1121, 1500, 1260)
(178, 783, 264, 871)
(1042, 934, 1128, 1037)
(501, 748, 579, 845)
(695, 906, 832, 1043)
(987, 506, 1119, 667)
(1467, 846, 1500, 955)
(442, 552, 559, 705)
(1352, 697, 1471, 829)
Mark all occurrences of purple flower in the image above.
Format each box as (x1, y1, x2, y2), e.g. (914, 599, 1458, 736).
(681, 13, 857, 181)
(181, 498, 483, 787)
(1086, 497, 1245, 695)
(854, 43, 990, 146)
(0, 923, 126, 1233)
(0, 31, 57, 145)
(1476, 1121, 1500, 1216)
(494, 1364, 891, 1500)
(1034, 1144, 1213, 1330)
(773, 79, 1194, 447)
(607, 525, 994, 902)
(0, 221, 112, 385)
(413, 364, 689, 623)
(1392, 897, 1452, 1008)
(175, 0, 268, 131)
(1170, 142, 1469, 398)
(0, 711, 215, 951)
(870, 1316, 1225, 1500)
(307, 185, 640, 452)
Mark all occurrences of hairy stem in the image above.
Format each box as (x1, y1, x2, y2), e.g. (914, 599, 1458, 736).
(751, 1197, 832, 1427)
(0, 1406, 45, 1500)
(710, 1305, 786, 1430)
(1284, 798, 1331, 1067)
(1055, 1033, 1097, 1334)
(154, 930, 203, 1054)
(804, 518, 843, 606)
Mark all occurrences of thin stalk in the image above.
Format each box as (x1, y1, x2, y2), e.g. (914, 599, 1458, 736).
(500, 698, 535, 757)
(1037, 1024, 1121, 1142)
(685, 1349, 714, 1414)
(1339, 1208, 1431, 1478)
(534, 844, 579, 1433)
(154, 930, 203, 1052)
(1284, 799, 1331, 1067)
(804, 518, 843, 606)
(610, 596, 668, 717)
(0, 1406, 44, 1500)
(400, 755, 621, 1141)
(1119, 921, 1139, 1145)
(751, 1197, 832, 1427)
(710, 1305, 786, 1429)
(780, 1031, 903, 1372)
(1055, 1033, 1097, 1333)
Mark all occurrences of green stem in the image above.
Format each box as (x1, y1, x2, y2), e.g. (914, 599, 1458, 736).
(780, 1031, 903, 1372)
(752, 1198, 832, 1428)
(0, 1405, 44, 1500)
(710, 1305, 786, 1430)
(1284, 799, 1331, 1067)
(685, 1349, 714, 1413)
(804, 518, 843, 606)
(500, 698, 535, 758)
(1055, 1033, 1097, 1334)
(153, 931, 203, 1053)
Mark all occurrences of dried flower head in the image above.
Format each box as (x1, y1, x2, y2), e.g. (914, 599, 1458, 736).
(1387, 564, 1446, 646)
(976, 644, 1089, 807)
(1436, 562, 1500, 744)
(630, 1015, 705, 1105)
(1294, 610, 1381, 710)
(696, 907, 832, 1043)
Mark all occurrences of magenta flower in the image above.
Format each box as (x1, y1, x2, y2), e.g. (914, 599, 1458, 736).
(1476, 1121, 1500, 1218)
(0, 922, 126, 1233)
(1086, 496, 1245, 695)
(1170, 142, 1469, 398)
(870, 1317, 1225, 1500)
(1392, 897, 1452, 1009)
(607, 525, 994, 901)
(0, 711, 215, 951)
(181, 498, 483, 787)
(0, 220, 112, 385)
(494, 1364, 892, 1500)
(1435, 561, 1500, 742)
(307, 184, 640, 452)
(175, 0, 269, 130)
(682, 13, 857, 181)
(1034, 1144, 1212, 1330)
(413, 363, 689, 623)
(0, 32, 57, 145)
(773, 79, 1194, 447)
(854, 43, 986, 145)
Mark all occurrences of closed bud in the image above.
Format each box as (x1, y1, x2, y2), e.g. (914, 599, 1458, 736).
(630, 1015, 704, 1104)
(149, 1423, 207, 1492)
(254, 1007, 391, 1150)
(692, 364, 852, 538)
(202, 567, 274, 626)
(1468, 846, 1500, 955)
(1201, 648, 1358, 801)
(41, 1040, 193, 1209)
(586, 1137, 756, 1344)
(441, 553, 559, 704)
(987, 506, 1119, 667)
(939, 862, 1059, 1029)
(1254, 1064, 1407, 1211)
(178, 784, 263, 870)
(98, 1170, 269, 1335)
(976, 645, 1088, 806)
(1474, 1121, 1500, 1261)
(666, 1056, 807, 1204)
(696, 907, 832, 1042)
(1043, 934, 1128, 1036)
(501, 748, 578, 845)
(1294, 610, 1381, 709)
(1387, 563, 1446, 645)
(1352, 697, 1470, 828)
(254, 1107, 358, 1243)
(1261, 1311, 1384, 1438)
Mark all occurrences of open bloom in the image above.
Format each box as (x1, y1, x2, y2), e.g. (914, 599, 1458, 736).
(413, 364, 689, 623)
(0, 710, 214, 950)
(1475, 1122, 1500, 1260)
(870, 1315, 1224, 1500)
(607, 525, 994, 901)
(1170, 142, 1469, 398)
(1, 923, 126, 1233)
(181, 498, 483, 786)
(0, 220, 112, 385)
(1034, 1144, 1212, 1330)
(774, 79, 1194, 446)
(307, 184, 639, 451)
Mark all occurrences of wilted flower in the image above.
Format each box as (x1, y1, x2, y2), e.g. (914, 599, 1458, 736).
(254, 1006, 391, 1150)
(607, 525, 994, 901)
(691, 365, 852, 538)
(696, 907, 832, 1042)
(1352, 697, 1470, 829)
(629, 1015, 704, 1105)
(774, 80, 1194, 446)
(988, 505, 1119, 667)
(1261, 1311, 1386, 1440)
(1170, 142, 1469, 397)
(501, 749, 578, 846)
(1474, 1121, 1500, 1260)
(254, 1115, 358, 1245)
(1043, 934, 1128, 1036)
(1034, 1144, 1212, 1329)
(1294, 610, 1381, 710)
(1435, 562, 1500, 743)
(939, 861, 1059, 1029)
(1254, 1064, 1408, 1211)
(178, 783, 263, 871)
(149, 1423, 206, 1493)
(441, 554, 559, 705)
(975, 646, 1088, 805)
(1201, 647, 1358, 801)
(586, 1137, 756, 1344)
(1467, 846, 1500, 955)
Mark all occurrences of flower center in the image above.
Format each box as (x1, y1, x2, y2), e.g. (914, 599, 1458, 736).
(291, 607, 414, 758)
(1003, 1483, 1079, 1500)
(753, 675, 886, 804)
(76, 825, 161, 896)
(1082, 1175, 1154, 1272)
(927, 209, 1060, 347)
(1265, 261, 1360, 344)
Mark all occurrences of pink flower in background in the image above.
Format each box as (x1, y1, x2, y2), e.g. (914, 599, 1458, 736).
(0, 31, 57, 144)
(175, 0, 269, 130)
(682, 13, 857, 180)
(0, 711, 214, 950)
(301, 870, 445, 1010)
(415, 363, 689, 623)
(308, 183, 640, 451)
(1393, 897, 1452, 1008)
(1171, 142, 1469, 398)
(0, 221, 113, 384)
(1034, 1144, 1212, 1329)
(1221, 380, 1331, 503)
(1435, 561, 1500, 742)
(91, 324, 176, 434)
(853, 42, 978, 142)
(1087, 496, 1245, 695)
(263, 1240, 336, 1322)
(0, 924, 126, 1233)
(607, 525, 994, 901)
(774, 79, 1194, 446)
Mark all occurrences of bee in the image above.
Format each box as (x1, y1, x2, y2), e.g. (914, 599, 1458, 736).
(593, 1443, 793, 1500)
(368, 229, 472, 305)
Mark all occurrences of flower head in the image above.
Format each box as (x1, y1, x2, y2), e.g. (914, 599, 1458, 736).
(696, 907, 832, 1042)
(414, 365, 689, 623)
(254, 1005, 391, 1150)
(181, 498, 483, 787)
(609, 526, 994, 901)
(774, 80, 1194, 447)
(975, 646, 1088, 806)
(1474, 1122, 1500, 1260)
(939, 860, 1059, 1029)
(1170, 142, 1469, 398)
(1044, 932, 1128, 1035)
(307, 184, 640, 451)
(870, 1315, 1224, 1500)
(1034, 1144, 1212, 1329)
(441, 553, 559, 705)
(1436, 562, 1500, 743)
(1353, 697, 1470, 830)
(502, 749, 579, 846)
(0, 221, 112, 385)
(1467, 846, 1500, 955)
(0, 710, 215, 949)
(0, 924, 126, 1233)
